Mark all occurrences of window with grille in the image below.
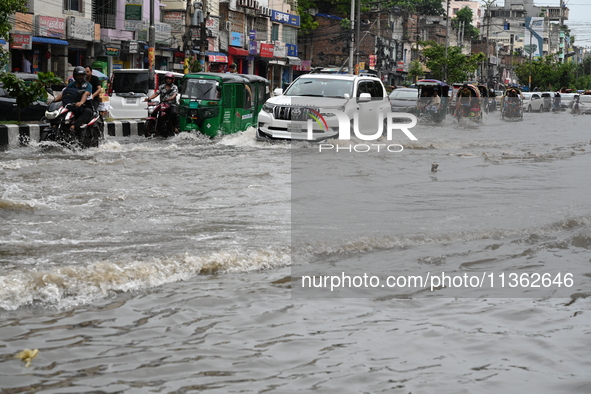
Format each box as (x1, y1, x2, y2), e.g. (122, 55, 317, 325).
(281, 26, 297, 45)
(64, 0, 83, 12)
(94, 0, 117, 29)
(271, 24, 279, 42)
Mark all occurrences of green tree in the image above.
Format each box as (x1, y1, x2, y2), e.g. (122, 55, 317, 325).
(378, 0, 444, 15)
(407, 59, 424, 82)
(184, 56, 203, 73)
(0, 0, 28, 69)
(297, 0, 320, 35)
(420, 41, 485, 83)
(452, 7, 480, 39)
(0, 71, 63, 122)
(513, 56, 580, 91)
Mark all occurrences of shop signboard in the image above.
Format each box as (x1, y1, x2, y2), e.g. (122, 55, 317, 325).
(10, 34, 32, 50)
(369, 55, 376, 69)
(125, 0, 142, 21)
(270, 10, 300, 27)
(163, 12, 184, 33)
(286, 44, 297, 57)
(260, 43, 274, 58)
(67, 17, 94, 41)
(273, 41, 286, 58)
(37, 16, 66, 39)
(230, 32, 243, 47)
(249, 40, 257, 55)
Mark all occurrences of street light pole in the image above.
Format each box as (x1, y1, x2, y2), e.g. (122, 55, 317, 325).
(148, 0, 155, 88)
(348, 0, 355, 74)
(444, 0, 450, 81)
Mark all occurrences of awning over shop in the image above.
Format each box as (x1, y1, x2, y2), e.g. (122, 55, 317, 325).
(287, 56, 302, 65)
(269, 59, 287, 65)
(32, 36, 69, 46)
(228, 47, 249, 57)
(206, 51, 228, 63)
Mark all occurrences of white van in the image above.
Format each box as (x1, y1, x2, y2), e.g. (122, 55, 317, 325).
(107, 69, 184, 119)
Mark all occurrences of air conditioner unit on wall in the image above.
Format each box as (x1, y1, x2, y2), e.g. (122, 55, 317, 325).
(225, 21, 232, 31)
(266, 8, 272, 17)
(253, 1, 259, 9)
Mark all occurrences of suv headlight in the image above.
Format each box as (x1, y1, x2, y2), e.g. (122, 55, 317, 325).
(262, 102, 274, 113)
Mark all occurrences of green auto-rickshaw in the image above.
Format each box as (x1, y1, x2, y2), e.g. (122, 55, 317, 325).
(178, 72, 269, 137)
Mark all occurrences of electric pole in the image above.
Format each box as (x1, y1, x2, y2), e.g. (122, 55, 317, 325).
(348, 0, 355, 74)
(149, 0, 155, 88)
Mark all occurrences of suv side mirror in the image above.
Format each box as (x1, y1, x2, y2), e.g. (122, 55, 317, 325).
(358, 93, 371, 102)
(273, 88, 283, 96)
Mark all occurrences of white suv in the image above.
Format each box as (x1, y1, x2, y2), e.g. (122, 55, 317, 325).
(256, 74, 391, 141)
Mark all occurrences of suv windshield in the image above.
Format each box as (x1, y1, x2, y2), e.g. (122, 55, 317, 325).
(283, 78, 354, 98)
(112, 72, 149, 94)
(181, 79, 220, 100)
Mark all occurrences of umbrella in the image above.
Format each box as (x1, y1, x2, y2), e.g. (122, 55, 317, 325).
(92, 69, 109, 80)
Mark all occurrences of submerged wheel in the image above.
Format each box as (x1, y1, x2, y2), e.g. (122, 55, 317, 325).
(527, 105, 531, 112)
(145, 119, 156, 137)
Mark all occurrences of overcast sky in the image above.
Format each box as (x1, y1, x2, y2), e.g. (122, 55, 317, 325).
(558, 1, 591, 47)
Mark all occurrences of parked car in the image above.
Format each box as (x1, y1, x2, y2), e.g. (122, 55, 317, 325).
(108, 69, 184, 119)
(522, 92, 544, 112)
(0, 73, 61, 122)
(540, 92, 552, 112)
(389, 87, 418, 112)
(256, 74, 390, 141)
(577, 94, 591, 114)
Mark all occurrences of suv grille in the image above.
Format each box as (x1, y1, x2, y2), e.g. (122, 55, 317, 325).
(273, 106, 316, 121)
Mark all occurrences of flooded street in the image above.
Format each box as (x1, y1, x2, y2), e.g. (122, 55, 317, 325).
(1, 110, 590, 393)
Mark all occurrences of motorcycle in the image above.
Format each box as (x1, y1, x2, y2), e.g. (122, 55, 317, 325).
(40, 100, 102, 149)
(145, 100, 177, 138)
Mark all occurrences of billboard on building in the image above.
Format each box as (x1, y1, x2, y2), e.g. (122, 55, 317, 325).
(524, 17, 544, 59)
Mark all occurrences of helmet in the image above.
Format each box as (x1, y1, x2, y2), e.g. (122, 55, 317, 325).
(73, 66, 86, 82)
(165, 72, 175, 82)
(73, 66, 86, 76)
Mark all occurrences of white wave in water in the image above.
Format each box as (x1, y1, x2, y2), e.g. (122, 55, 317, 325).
(0, 247, 291, 311)
(292, 214, 591, 262)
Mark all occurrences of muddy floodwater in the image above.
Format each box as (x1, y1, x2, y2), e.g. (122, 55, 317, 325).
(1, 111, 590, 393)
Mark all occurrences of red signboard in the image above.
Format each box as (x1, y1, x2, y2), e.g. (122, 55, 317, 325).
(260, 43, 274, 58)
(369, 55, 376, 69)
(10, 34, 32, 50)
(37, 16, 66, 39)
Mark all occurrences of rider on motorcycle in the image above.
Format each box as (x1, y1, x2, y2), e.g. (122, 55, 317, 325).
(144, 72, 178, 136)
(52, 66, 92, 133)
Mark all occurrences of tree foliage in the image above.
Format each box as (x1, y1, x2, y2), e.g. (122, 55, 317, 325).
(297, 0, 320, 35)
(420, 41, 485, 83)
(452, 7, 480, 39)
(407, 59, 424, 82)
(513, 56, 591, 91)
(0, 71, 63, 122)
(0, 0, 27, 68)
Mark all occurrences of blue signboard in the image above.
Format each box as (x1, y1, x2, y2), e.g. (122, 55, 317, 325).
(230, 32, 243, 47)
(249, 40, 258, 55)
(249, 30, 256, 40)
(271, 10, 300, 27)
(286, 43, 298, 57)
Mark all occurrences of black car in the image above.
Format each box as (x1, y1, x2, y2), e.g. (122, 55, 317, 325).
(388, 87, 418, 112)
(0, 73, 60, 122)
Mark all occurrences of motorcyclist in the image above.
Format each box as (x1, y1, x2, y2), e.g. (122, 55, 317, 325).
(53, 66, 92, 133)
(144, 72, 178, 136)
